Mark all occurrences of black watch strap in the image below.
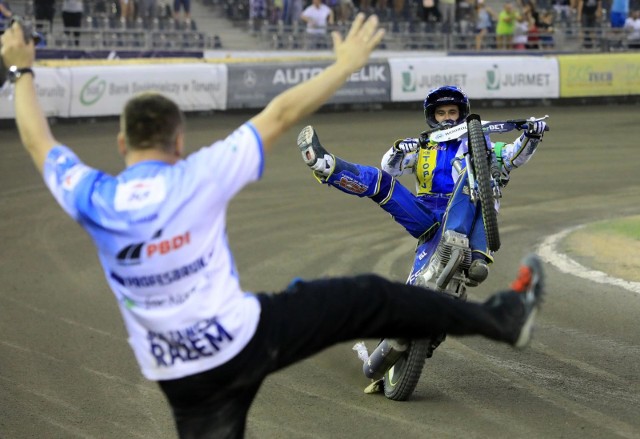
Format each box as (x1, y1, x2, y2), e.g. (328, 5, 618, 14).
(8, 66, 35, 83)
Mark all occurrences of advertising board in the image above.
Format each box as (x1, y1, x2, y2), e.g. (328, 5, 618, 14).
(226, 61, 391, 109)
(0, 68, 71, 119)
(558, 54, 640, 97)
(68, 64, 227, 117)
(389, 57, 559, 101)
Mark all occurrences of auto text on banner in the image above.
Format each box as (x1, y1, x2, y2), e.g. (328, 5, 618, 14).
(68, 64, 228, 117)
(0, 67, 71, 119)
(226, 61, 391, 109)
(389, 57, 560, 101)
(558, 53, 640, 97)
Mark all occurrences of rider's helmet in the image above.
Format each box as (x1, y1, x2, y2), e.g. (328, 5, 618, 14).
(423, 86, 470, 128)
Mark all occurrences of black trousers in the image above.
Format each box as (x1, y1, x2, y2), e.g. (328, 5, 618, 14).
(158, 274, 512, 439)
(62, 11, 82, 46)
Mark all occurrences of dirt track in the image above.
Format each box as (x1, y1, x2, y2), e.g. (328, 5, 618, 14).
(1, 104, 639, 439)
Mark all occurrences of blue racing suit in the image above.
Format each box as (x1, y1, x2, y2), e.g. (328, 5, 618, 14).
(318, 131, 542, 262)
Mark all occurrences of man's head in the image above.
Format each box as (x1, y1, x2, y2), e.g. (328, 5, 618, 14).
(118, 92, 185, 156)
(423, 85, 470, 128)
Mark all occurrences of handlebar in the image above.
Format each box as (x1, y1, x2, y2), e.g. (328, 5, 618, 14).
(504, 115, 551, 132)
(418, 115, 550, 147)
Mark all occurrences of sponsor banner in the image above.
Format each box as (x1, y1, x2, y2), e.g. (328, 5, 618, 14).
(558, 53, 640, 97)
(69, 64, 227, 117)
(389, 57, 559, 101)
(0, 68, 71, 119)
(226, 61, 390, 109)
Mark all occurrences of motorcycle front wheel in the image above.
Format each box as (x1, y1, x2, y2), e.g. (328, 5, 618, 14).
(467, 116, 500, 252)
(383, 339, 430, 401)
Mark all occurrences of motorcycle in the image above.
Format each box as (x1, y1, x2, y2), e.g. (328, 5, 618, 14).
(355, 113, 549, 401)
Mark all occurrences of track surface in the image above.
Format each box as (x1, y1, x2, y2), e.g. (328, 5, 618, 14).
(1, 104, 639, 439)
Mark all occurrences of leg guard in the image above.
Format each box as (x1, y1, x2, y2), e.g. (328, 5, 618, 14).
(325, 159, 385, 198)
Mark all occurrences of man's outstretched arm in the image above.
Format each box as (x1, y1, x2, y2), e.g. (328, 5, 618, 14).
(1, 22, 57, 174)
(250, 13, 385, 153)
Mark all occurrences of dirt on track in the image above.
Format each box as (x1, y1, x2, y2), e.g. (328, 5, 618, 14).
(1, 103, 639, 439)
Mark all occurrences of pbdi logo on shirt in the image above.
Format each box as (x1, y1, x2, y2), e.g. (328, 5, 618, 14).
(117, 229, 191, 265)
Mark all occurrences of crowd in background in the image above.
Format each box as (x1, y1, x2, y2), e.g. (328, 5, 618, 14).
(243, 0, 640, 49)
(0, 0, 197, 34)
(1, 0, 639, 49)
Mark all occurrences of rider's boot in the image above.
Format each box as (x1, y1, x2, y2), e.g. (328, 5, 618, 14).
(298, 125, 336, 177)
(298, 125, 384, 198)
(483, 253, 545, 348)
(466, 258, 490, 287)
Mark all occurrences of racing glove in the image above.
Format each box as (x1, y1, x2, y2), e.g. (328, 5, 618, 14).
(524, 120, 547, 139)
(393, 138, 420, 154)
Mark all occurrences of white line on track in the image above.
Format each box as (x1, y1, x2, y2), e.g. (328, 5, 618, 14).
(537, 226, 640, 294)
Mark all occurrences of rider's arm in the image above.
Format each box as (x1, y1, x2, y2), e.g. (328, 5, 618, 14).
(381, 139, 418, 176)
(496, 133, 542, 173)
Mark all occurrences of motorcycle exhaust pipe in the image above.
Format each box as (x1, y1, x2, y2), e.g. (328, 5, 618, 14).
(363, 338, 408, 380)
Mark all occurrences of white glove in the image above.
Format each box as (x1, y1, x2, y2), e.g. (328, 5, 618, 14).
(525, 120, 547, 139)
(393, 138, 420, 154)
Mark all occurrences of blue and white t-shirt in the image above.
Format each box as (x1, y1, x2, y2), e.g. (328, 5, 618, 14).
(43, 122, 264, 381)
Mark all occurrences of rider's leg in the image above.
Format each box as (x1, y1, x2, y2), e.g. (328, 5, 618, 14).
(439, 170, 492, 285)
(467, 208, 494, 285)
(261, 253, 545, 372)
(298, 125, 440, 238)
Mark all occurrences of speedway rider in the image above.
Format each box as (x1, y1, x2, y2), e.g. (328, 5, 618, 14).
(298, 85, 547, 286)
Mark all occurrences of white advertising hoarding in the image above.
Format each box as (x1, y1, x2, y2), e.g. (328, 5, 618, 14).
(389, 56, 559, 101)
(68, 64, 228, 117)
(0, 67, 71, 119)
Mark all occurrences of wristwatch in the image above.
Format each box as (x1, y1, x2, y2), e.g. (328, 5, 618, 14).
(8, 66, 35, 83)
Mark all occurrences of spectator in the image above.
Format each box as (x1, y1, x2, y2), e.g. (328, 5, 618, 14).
(526, 10, 541, 47)
(421, 0, 442, 26)
(523, 0, 541, 24)
(358, 0, 372, 13)
(457, 0, 475, 33)
(513, 12, 529, 48)
(173, 0, 190, 21)
(496, 1, 517, 48)
(337, 0, 356, 23)
(327, 0, 340, 21)
(119, 0, 134, 21)
(0, 0, 12, 30)
(475, 0, 497, 49)
(282, 0, 304, 25)
(300, 0, 334, 49)
(577, 0, 602, 48)
(138, 0, 158, 22)
(249, 0, 267, 31)
(610, 0, 629, 47)
(552, 0, 572, 25)
(610, 0, 629, 28)
(390, 0, 408, 22)
(624, 9, 640, 47)
(34, 0, 56, 32)
(538, 8, 555, 47)
(61, 0, 83, 46)
(439, 0, 456, 31)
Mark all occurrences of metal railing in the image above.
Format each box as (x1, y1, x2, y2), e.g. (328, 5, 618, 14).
(39, 28, 217, 51)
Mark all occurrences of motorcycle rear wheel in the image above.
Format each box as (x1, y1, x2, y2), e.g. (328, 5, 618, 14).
(383, 339, 430, 401)
(467, 116, 501, 252)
